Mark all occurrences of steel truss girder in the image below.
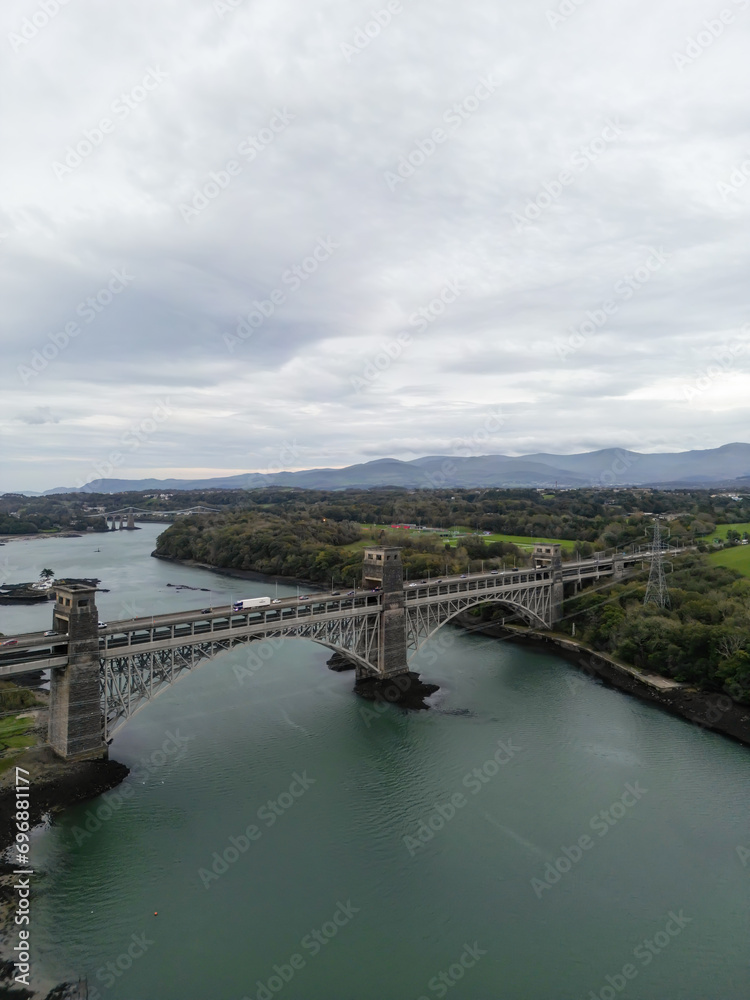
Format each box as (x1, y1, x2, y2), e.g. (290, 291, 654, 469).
(405, 586, 550, 658)
(99, 582, 553, 738)
(100, 613, 381, 738)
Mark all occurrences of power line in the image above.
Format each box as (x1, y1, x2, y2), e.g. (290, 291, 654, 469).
(643, 518, 670, 609)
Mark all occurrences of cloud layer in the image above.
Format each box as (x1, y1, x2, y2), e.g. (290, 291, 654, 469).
(2, 0, 750, 490)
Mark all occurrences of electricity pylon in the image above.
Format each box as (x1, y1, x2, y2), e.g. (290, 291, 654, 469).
(644, 518, 670, 609)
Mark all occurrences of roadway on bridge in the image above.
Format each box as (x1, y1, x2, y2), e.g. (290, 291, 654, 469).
(0, 568, 520, 662)
(0, 552, 658, 675)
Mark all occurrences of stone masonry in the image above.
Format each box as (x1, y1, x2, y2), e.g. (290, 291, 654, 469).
(48, 583, 106, 759)
(362, 546, 409, 679)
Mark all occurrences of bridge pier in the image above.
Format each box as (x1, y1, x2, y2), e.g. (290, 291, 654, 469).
(534, 544, 564, 624)
(355, 547, 438, 707)
(48, 584, 106, 760)
(362, 546, 409, 678)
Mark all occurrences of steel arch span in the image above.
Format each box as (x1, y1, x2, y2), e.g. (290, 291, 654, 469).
(102, 629, 379, 739)
(405, 591, 549, 659)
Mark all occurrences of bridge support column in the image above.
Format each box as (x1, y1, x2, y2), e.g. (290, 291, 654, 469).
(534, 544, 564, 625)
(551, 563, 564, 625)
(363, 546, 408, 678)
(48, 584, 106, 760)
(613, 553, 625, 579)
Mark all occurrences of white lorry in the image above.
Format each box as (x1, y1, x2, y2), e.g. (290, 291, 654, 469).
(232, 597, 272, 612)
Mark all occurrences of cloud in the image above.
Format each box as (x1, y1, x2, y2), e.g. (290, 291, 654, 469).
(15, 406, 60, 425)
(1, 0, 749, 490)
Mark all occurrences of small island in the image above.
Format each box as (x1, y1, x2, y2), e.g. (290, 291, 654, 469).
(0, 570, 101, 605)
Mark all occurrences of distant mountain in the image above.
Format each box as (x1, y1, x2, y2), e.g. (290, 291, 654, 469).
(39, 444, 750, 493)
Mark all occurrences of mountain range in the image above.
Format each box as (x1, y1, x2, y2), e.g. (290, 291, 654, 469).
(37, 443, 750, 493)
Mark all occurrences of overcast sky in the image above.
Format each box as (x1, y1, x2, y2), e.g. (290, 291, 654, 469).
(2, 0, 749, 491)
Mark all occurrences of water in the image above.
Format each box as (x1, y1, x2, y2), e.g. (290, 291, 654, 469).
(4, 526, 749, 999)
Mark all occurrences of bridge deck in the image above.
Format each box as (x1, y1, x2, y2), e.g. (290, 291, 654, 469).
(0, 553, 668, 677)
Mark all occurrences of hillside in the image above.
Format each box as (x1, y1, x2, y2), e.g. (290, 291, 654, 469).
(551, 554, 750, 704)
(42, 443, 750, 493)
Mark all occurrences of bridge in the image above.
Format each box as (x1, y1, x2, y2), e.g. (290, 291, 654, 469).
(0, 544, 652, 760)
(89, 505, 221, 531)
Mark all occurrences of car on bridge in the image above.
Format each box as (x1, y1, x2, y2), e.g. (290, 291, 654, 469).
(1, 639, 18, 647)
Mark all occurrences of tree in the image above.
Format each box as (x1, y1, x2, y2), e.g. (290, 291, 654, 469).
(40, 568, 55, 581)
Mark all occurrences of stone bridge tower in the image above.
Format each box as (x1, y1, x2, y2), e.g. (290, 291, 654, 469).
(48, 583, 106, 759)
(363, 547, 408, 678)
(533, 543, 564, 623)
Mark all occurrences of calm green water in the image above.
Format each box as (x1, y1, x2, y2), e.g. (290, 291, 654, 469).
(3, 527, 749, 999)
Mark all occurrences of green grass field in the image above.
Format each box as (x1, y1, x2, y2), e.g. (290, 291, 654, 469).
(467, 532, 577, 551)
(0, 714, 37, 774)
(705, 522, 750, 541)
(708, 544, 750, 578)
(362, 524, 576, 551)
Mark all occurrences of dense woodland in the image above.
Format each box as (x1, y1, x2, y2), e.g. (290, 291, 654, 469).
(0, 494, 108, 534)
(3, 485, 750, 702)
(150, 486, 750, 579)
(0, 489, 249, 536)
(4, 486, 750, 542)
(153, 510, 526, 583)
(150, 488, 750, 703)
(548, 555, 750, 705)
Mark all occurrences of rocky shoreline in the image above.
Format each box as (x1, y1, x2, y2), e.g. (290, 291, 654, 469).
(455, 613, 750, 747)
(0, 746, 128, 1000)
(0, 748, 129, 856)
(151, 551, 321, 590)
(0, 579, 100, 607)
(0, 534, 84, 545)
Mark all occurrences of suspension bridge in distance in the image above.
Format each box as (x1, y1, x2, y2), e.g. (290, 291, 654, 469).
(87, 504, 221, 531)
